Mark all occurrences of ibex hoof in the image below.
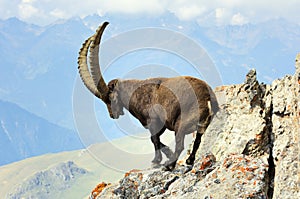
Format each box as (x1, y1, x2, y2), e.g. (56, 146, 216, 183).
(185, 157, 195, 165)
(163, 160, 176, 171)
(151, 163, 161, 169)
(151, 157, 162, 164)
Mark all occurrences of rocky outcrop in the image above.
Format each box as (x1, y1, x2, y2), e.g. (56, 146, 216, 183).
(91, 54, 300, 199)
(8, 161, 88, 199)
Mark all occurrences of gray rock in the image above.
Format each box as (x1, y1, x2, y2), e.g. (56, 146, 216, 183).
(271, 63, 300, 198)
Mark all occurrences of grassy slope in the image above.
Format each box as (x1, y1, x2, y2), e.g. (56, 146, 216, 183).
(0, 131, 193, 198)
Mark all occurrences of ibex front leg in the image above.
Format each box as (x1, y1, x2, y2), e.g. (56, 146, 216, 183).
(149, 122, 174, 164)
(164, 131, 185, 171)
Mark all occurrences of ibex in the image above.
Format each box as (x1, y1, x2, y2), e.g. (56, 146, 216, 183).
(77, 22, 219, 170)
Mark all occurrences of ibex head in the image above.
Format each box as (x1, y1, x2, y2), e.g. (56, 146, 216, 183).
(107, 79, 124, 119)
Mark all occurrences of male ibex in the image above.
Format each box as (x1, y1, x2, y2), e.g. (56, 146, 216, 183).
(78, 22, 219, 170)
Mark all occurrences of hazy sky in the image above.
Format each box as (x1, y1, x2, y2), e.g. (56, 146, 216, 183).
(0, 0, 299, 26)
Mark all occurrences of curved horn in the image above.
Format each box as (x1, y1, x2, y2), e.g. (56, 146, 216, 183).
(77, 36, 102, 99)
(89, 22, 110, 103)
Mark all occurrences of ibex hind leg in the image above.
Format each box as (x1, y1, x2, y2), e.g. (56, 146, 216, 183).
(186, 132, 202, 165)
(186, 107, 211, 165)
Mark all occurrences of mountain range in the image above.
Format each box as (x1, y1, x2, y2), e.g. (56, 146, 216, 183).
(0, 14, 299, 132)
(0, 100, 82, 166)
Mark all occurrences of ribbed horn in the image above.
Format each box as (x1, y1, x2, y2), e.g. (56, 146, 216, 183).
(89, 22, 110, 103)
(77, 36, 102, 99)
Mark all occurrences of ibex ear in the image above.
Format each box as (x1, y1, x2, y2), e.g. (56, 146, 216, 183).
(108, 79, 119, 92)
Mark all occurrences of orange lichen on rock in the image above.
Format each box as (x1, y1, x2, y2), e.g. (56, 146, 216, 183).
(177, 160, 185, 165)
(125, 169, 142, 177)
(215, 85, 229, 92)
(211, 172, 218, 178)
(199, 154, 216, 170)
(91, 182, 111, 199)
(255, 133, 263, 140)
